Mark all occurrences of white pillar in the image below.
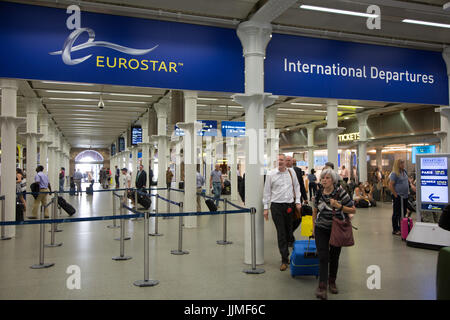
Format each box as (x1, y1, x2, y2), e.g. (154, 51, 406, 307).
(357, 113, 369, 183)
(47, 124, 58, 190)
(227, 138, 239, 201)
(320, 100, 345, 171)
(435, 111, 448, 153)
(205, 136, 214, 195)
(154, 99, 170, 193)
(0, 79, 26, 237)
(139, 112, 151, 189)
(306, 124, 316, 172)
(376, 147, 383, 170)
(265, 107, 278, 170)
(20, 98, 43, 217)
(232, 20, 277, 265)
(131, 146, 138, 186)
(439, 107, 450, 153)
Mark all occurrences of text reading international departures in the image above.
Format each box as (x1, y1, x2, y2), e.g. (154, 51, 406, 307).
(284, 58, 435, 84)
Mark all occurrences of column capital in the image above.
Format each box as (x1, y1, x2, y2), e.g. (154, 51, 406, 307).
(176, 121, 203, 131)
(438, 106, 450, 118)
(326, 99, 339, 107)
(232, 93, 278, 111)
(356, 112, 370, 125)
(237, 20, 272, 57)
(265, 106, 278, 122)
(319, 127, 345, 134)
(183, 90, 198, 100)
(0, 79, 18, 91)
(19, 132, 44, 139)
(0, 116, 26, 127)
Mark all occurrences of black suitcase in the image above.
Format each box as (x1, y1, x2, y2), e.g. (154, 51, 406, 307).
(58, 196, 76, 216)
(205, 199, 217, 212)
(86, 186, 93, 195)
(69, 186, 76, 196)
(138, 194, 151, 210)
(16, 202, 24, 221)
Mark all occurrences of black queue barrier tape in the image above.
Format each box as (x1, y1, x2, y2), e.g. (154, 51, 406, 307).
(156, 194, 181, 207)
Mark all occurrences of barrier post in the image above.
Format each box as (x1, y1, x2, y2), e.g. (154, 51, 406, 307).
(0, 197, 11, 241)
(133, 210, 159, 287)
(55, 203, 63, 232)
(243, 207, 265, 274)
(112, 198, 132, 261)
(149, 194, 163, 236)
(114, 193, 131, 241)
(45, 193, 62, 247)
(132, 188, 142, 221)
(31, 206, 55, 269)
(217, 199, 233, 245)
(164, 188, 173, 219)
(171, 202, 189, 255)
(107, 192, 119, 229)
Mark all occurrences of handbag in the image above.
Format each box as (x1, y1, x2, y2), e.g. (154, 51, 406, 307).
(288, 169, 301, 219)
(329, 190, 355, 247)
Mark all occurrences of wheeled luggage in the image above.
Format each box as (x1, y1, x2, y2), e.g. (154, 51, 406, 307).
(401, 217, 413, 240)
(137, 193, 151, 210)
(58, 196, 76, 216)
(205, 199, 217, 212)
(16, 202, 24, 221)
(290, 238, 319, 278)
(86, 185, 93, 195)
(69, 186, 76, 196)
(222, 180, 231, 195)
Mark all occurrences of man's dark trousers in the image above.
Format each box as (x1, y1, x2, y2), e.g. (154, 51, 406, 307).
(271, 202, 294, 264)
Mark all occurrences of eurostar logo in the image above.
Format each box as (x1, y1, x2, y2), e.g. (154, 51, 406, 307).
(49, 5, 158, 66)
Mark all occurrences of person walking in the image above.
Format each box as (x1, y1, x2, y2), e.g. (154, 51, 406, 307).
(196, 165, 205, 212)
(73, 169, 83, 196)
(166, 167, 173, 190)
(263, 154, 302, 271)
(312, 168, 355, 300)
(340, 165, 349, 183)
(30, 165, 51, 219)
(308, 169, 318, 201)
(59, 167, 65, 192)
(389, 159, 409, 236)
(210, 164, 224, 208)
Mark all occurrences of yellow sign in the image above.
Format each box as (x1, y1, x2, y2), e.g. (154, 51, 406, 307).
(338, 132, 360, 142)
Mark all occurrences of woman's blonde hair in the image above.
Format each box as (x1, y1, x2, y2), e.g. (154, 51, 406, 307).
(392, 159, 404, 176)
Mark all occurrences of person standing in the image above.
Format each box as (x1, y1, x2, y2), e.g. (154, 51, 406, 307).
(210, 164, 224, 208)
(120, 168, 132, 201)
(312, 168, 355, 300)
(59, 167, 65, 192)
(308, 169, 318, 201)
(30, 165, 51, 219)
(166, 167, 173, 190)
(73, 168, 83, 196)
(115, 165, 120, 188)
(263, 154, 302, 271)
(389, 159, 409, 236)
(196, 164, 205, 212)
(340, 165, 349, 183)
(135, 164, 147, 191)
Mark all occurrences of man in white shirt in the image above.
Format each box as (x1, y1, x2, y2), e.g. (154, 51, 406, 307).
(120, 168, 132, 201)
(263, 154, 302, 271)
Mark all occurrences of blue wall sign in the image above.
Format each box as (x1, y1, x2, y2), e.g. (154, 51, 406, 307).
(0, 2, 244, 93)
(131, 126, 142, 145)
(265, 33, 448, 105)
(221, 121, 245, 137)
(118, 137, 125, 152)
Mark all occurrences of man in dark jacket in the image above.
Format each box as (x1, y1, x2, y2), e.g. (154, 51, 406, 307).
(136, 164, 147, 190)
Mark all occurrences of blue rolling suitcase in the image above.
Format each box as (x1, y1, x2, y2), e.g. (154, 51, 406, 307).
(290, 237, 319, 278)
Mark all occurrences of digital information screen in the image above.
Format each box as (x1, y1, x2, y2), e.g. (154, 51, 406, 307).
(111, 144, 116, 156)
(417, 155, 449, 212)
(412, 145, 436, 164)
(221, 121, 245, 137)
(131, 126, 142, 145)
(118, 137, 125, 152)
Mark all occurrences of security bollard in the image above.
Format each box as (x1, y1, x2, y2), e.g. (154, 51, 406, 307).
(171, 202, 189, 255)
(107, 192, 119, 229)
(243, 207, 265, 274)
(114, 194, 131, 241)
(112, 199, 132, 261)
(0, 197, 11, 241)
(163, 188, 174, 219)
(149, 194, 163, 236)
(55, 203, 63, 232)
(132, 188, 142, 221)
(133, 210, 159, 287)
(31, 206, 55, 269)
(217, 200, 232, 245)
(46, 194, 62, 248)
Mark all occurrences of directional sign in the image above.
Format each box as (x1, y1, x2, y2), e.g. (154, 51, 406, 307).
(419, 156, 449, 210)
(428, 193, 440, 202)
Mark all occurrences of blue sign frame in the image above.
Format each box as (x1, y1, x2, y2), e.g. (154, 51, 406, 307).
(221, 121, 245, 137)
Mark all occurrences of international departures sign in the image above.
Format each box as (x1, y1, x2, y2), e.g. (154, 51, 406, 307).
(0, 1, 448, 105)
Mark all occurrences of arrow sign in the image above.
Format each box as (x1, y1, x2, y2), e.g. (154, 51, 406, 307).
(428, 193, 440, 202)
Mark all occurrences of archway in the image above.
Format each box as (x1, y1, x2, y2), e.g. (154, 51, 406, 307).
(74, 150, 104, 183)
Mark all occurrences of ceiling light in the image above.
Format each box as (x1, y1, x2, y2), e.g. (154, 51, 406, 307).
(278, 108, 305, 112)
(108, 93, 153, 98)
(291, 102, 322, 106)
(40, 81, 95, 86)
(48, 97, 97, 102)
(402, 19, 450, 29)
(300, 4, 378, 18)
(104, 100, 147, 104)
(98, 95, 105, 109)
(314, 110, 327, 113)
(45, 90, 99, 95)
(338, 105, 364, 109)
(344, 117, 350, 120)
(198, 98, 219, 101)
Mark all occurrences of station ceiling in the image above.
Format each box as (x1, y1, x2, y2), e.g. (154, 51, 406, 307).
(8, 0, 449, 148)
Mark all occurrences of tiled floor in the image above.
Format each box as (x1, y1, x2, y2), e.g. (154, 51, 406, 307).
(0, 184, 439, 299)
